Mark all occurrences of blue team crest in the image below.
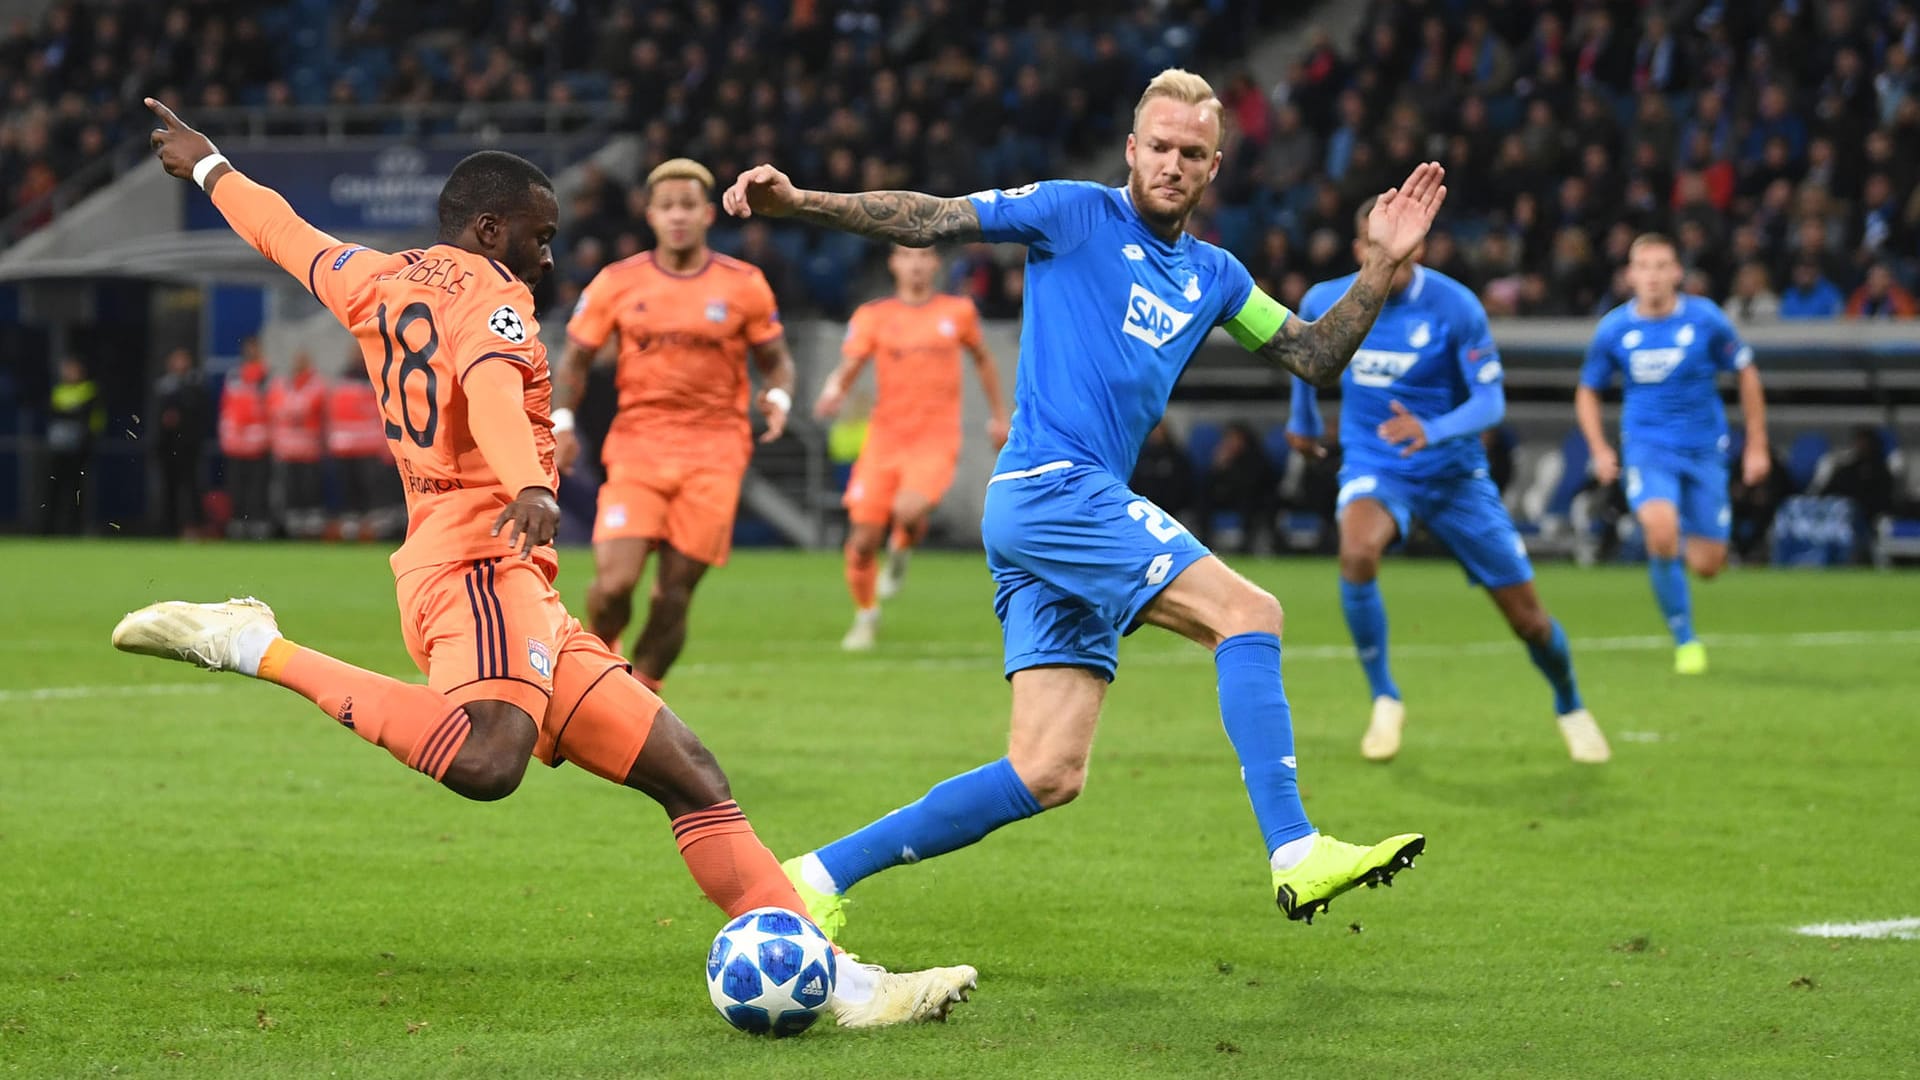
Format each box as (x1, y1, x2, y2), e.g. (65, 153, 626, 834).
(705, 300, 728, 322)
(1408, 321, 1432, 349)
(1676, 323, 1696, 346)
(527, 638, 553, 680)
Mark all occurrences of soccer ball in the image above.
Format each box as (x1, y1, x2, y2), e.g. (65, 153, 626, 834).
(706, 907, 837, 1036)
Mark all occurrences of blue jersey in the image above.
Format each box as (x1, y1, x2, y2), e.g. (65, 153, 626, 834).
(1580, 296, 1753, 455)
(1288, 266, 1504, 482)
(968, 181, 1257, 479)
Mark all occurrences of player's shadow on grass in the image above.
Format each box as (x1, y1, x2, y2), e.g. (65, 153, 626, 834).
(1375, 757, 1615, 818)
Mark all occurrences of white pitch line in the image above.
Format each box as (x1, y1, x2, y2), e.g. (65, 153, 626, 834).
(1795, 917, 1920, 940)
(0, 682, 231, 704)
(6, 628, 1915, 700)
(676, 627, 1920, 675)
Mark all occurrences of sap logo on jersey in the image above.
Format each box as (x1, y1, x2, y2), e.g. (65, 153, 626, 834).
(1349, 348, 1419, 387)
(1122, 283, 1194, 348)
(1629, 347, 1685, 383)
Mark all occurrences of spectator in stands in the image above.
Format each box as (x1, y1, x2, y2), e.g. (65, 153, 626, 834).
(1727, 262, 1782, 323)
(1197, 422, 1275, 555)
(1130, 423, 1194, 525)
(43, 356, 102, 535)
(219, 337, 271, 539)
(1847, 262, 1919, 318)
(152, 347, 207, 539)
(1780, 259, 1846, 319)
(1817, 426, 1896, 525)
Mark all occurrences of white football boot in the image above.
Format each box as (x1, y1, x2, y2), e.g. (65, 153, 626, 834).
(840, 608, 880, 651)
(1557, 708, 1612, 764)
(829, 956, 977, 1028)
(876, 546, 910, 601)
(1360, 696, 1406, 762)
(111, 597, 280, 675)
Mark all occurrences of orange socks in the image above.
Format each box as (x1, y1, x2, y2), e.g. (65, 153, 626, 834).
(845, 545, 878, 610)
(257, 639, 472, 780)
(672, 800, 808, 918)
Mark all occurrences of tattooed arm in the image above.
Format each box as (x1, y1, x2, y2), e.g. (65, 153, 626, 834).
(1251, 259, 1396, 388)
(722, 164, 980, 246)
(789, 189, 982, 247)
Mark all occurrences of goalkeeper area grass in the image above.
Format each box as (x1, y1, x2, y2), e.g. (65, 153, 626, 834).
(2, 540, 1916, 1078)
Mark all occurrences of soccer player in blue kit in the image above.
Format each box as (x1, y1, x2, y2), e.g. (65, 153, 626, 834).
(1288, 200, 1610, 765)
(1577, 233, 1770, 675)
(723, 70, 1446, 930)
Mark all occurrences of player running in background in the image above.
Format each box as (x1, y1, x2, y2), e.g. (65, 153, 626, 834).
(1577, 234, 1770, 675)
(813, 245, 1010, 650)
(553, 159, 795, 692)
(114, 101, 974, 1027)
(1288, 199, 1608, 764)
(726, 70, 1443, 930)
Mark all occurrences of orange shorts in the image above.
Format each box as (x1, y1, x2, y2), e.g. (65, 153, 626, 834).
(594, 458, 744, 566)
(843, 445, 959, 526)
(395, 556, 659, 782)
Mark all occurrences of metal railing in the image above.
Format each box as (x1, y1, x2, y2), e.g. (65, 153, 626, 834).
(0, 101, 625, 250)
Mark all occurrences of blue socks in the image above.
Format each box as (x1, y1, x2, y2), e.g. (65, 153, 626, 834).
(1648, 556, 1695, 645)
(814, 756, 1041, 892)
(1525, 618, 1584, 715)
(1216, 632, 1314, 854)
(1339, 578, 1400, 701)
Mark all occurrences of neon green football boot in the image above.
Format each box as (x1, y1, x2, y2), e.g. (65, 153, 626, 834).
(1674, 641, 1708, 675)
(781, 856, 849, 942)
(1272, 833, 1425, 924)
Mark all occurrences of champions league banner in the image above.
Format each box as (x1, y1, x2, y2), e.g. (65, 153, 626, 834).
(182, 144, 553, 234)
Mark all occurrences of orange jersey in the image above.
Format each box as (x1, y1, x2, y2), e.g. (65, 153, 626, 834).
(843, 294, 981, 451)
(208, 172, 557, 579)
(566, 251, 781, 470)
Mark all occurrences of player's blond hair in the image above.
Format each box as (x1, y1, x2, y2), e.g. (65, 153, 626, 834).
(646, 157, 715, 194)
(1132, 69, 1225, 139)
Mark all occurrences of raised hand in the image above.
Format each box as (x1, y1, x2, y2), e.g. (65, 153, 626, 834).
(723, 164, 802, 220)
(144, 98, 220, 183)
(1364, 162, 1448, 266)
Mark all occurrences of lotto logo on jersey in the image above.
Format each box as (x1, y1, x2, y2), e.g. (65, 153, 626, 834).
(1121, 284, 1195, 349)
(1628, 347, 1685, 383)
(1349, 348, 1419, 387)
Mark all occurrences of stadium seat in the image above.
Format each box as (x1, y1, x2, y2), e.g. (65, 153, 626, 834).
(1185, 421, 1223, 479)
(1787, 432, 1831, 493)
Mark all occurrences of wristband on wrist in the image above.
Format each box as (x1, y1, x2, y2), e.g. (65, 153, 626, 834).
(192, 153, 229, 191)
(550, 407, 575, 434)
(764, 387, 792, 413)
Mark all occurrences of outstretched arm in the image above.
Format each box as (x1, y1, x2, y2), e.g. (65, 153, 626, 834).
(147, 99, 344, 282)
(722, 164, 981, 246)
(1243, 163, 1448, 387)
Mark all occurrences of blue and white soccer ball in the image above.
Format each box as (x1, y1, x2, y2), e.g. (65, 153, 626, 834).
(706, 906, 837, 1036)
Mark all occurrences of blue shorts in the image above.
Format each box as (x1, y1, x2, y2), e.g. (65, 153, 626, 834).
(1624, 445, 1731, 542)
(1336, 466, 1533, 589)
(981, 463, 1211, 681)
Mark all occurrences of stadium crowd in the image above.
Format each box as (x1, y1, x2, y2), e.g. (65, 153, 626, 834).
(8, 1, 1920, 320)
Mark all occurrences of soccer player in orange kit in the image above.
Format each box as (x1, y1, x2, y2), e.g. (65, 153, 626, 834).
(552, 159, 794, 692)
(814, 245, 1008, 650)
(111, 100, 974, 1027)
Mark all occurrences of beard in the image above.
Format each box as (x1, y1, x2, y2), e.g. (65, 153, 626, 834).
(1129, 171, 1204, 226)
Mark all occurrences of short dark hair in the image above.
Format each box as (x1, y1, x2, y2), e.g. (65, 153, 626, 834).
(437, 151, 553, 238)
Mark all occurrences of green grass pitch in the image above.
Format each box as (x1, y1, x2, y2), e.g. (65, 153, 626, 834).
(2, 539, 1917, 1078)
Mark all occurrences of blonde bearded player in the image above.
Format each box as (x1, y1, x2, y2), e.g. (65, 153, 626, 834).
(722, 70, 1448, 936)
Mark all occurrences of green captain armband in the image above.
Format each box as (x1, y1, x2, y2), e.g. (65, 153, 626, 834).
(1223, 286, 1292, 350)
